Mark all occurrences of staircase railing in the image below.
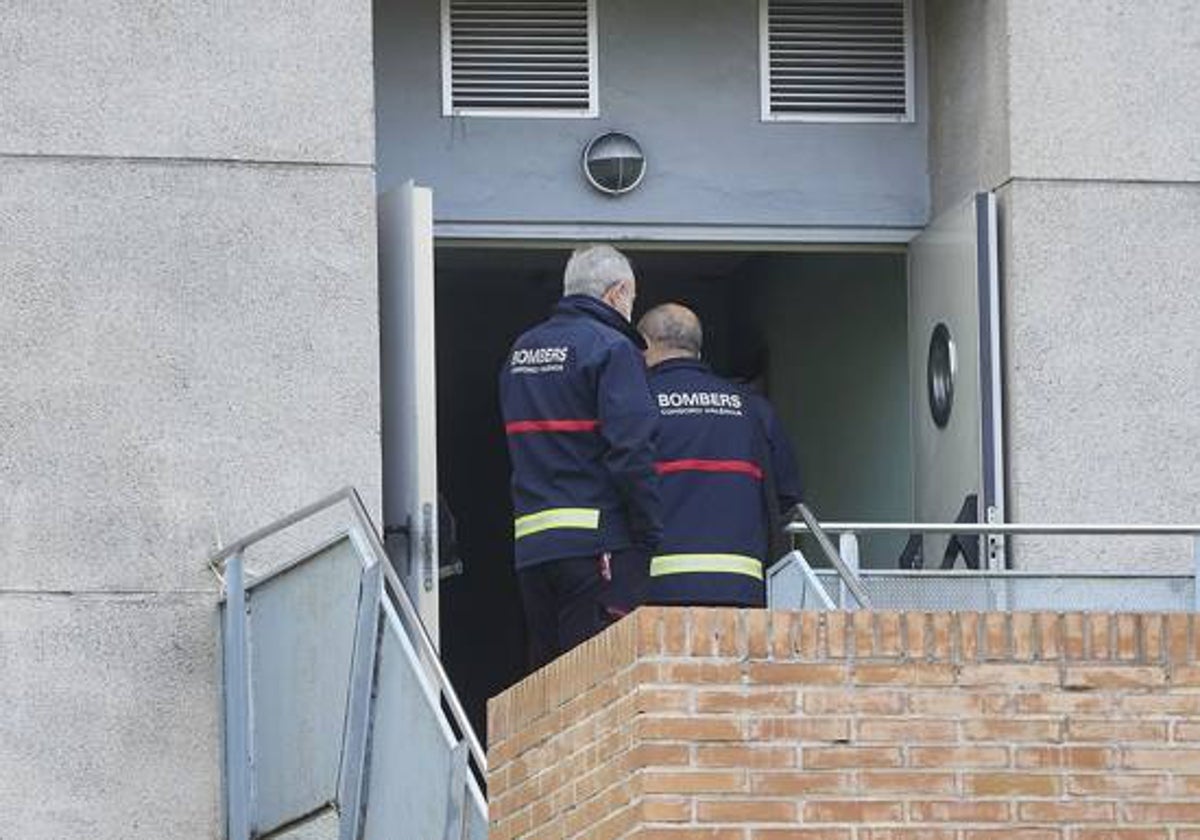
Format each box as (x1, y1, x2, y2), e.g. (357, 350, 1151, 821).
(213, 487, 486, 840)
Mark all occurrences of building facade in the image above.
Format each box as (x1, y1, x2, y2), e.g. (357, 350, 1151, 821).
(2, 1, 1198, 837)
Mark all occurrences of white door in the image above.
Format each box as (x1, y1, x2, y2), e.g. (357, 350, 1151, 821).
(379, 182, 440, 641)
(908, 192, 1005, 569)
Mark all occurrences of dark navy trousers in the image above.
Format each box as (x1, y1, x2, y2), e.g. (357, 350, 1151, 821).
(517, 549, 648, 670)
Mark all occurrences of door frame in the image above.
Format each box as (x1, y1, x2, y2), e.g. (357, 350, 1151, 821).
(384, 215, 1006, 603)
(432, 221, 920, 250)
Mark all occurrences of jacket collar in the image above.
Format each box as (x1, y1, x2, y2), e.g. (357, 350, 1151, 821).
(555, 295, 647, 349)
(649, 356, 710, 375)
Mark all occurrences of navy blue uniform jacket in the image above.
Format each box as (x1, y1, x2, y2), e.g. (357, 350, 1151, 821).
(499, 295, 662, 569)
(646, 358, 801, 606)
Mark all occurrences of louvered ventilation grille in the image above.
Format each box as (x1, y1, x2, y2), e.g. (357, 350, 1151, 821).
(446, 0, 593, 114)
(766, 0, 909, 119)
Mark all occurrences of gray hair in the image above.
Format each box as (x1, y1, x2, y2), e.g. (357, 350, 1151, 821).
(563, 244, 634, 299)
(638, 303, 703, 356)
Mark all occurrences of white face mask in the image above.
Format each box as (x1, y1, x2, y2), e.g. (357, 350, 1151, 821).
(606, 280, 635, 321)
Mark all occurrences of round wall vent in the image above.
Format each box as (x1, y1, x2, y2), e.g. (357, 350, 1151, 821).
(927, 322, 956, 428)
(582, 132, 646, 196)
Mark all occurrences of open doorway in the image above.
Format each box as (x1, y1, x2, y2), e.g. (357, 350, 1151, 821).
(433, 244, 913, 732)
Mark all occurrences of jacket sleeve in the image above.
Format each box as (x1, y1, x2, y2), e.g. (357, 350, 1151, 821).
(754, 396, 803, 514)
(596, 340, 662, 552)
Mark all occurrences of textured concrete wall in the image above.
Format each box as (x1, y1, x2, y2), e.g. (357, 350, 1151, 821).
(0, 1, 374, 163)
(375, 0, 930, 230)
(930, 0, 1200, 196)
(0, 595, 219, 840)
(1001, 180, 1200, 571)
(925, 0, 1010, 215)
(998, 4, 1200, 569)
(0, 159, 381, 592)
(1007, 0, 1200, 181)
(0, 2, 379, 837)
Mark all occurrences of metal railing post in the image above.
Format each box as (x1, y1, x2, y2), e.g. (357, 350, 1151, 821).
(222, 551, 252, 840)
(338, 558, 383, 840)
(442, 741, 470, 840)
(1193, 535, 1200, 613)
(838, 532, 861, 610)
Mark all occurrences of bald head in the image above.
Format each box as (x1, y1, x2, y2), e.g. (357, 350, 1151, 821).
(638, 303, 703, 367)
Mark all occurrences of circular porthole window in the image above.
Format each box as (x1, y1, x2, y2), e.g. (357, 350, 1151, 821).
(582, 132, 646, 196)
(927, 322, 956, 428)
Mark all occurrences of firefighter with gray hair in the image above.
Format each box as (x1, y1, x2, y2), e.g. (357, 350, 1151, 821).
(638, 302, 801, 607)
(499, 244, 661, 669)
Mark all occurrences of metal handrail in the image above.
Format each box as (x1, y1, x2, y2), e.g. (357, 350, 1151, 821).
(210, 487, 356, 566)
(784, 515, 1200, 613)
(773, 512, 1200, 614)
(210, 486, 487, 775)
(813, 568, 1195, 579)
(786, 521, 1200, 536)
(793, 503, 873, 608)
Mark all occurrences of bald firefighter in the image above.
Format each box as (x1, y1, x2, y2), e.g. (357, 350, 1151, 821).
(639, 303, 801, 607)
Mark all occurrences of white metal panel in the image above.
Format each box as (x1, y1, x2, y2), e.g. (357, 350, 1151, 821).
(244, 537, 363, 836)
(269, 808, 339, 840)
(907, 192, 1004, 568)
(773, 568, 1195, 613)
(361, 603, 489, 840)
(379, 182, 441, 642)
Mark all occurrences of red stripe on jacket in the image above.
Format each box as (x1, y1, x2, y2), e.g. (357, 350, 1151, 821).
(655, 458, 763, 480)
(505, 419, 600, 434)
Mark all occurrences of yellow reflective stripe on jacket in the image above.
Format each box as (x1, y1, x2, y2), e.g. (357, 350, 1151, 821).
(650, 553, 764, 580)
(514, 507, 601, 540)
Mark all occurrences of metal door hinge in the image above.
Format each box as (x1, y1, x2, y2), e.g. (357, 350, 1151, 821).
(422, 502, 435, 592)
(384, 516, 414, 576)
(985, 504, 1006, 570)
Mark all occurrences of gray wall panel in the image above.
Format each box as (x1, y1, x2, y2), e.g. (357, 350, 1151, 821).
(0, 1, 374, 163)
(0, 159, 382, 591)
(0, 594, 220, 840)
(1001, 180, 1200, 571)
(926, 0, 1011, 215)
(375, 0, 930, 229)
(1008, 0, 1200, 181)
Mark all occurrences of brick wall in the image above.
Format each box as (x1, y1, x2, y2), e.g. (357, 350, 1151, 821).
(487, 608, 1200, 840)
